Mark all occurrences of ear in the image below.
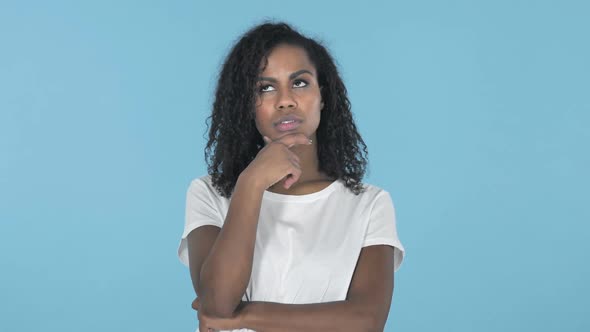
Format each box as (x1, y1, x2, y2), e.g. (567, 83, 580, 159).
(320, 86, 324, 110)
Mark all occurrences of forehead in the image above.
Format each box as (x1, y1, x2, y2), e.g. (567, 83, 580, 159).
(259, 44, 316, 75)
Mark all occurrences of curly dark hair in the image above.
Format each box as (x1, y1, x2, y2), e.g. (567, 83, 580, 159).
(204, 20, 369, 198)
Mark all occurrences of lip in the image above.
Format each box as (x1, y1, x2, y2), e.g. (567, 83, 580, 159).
(275, 120, 301, 132)
(274, 114, 303, 126)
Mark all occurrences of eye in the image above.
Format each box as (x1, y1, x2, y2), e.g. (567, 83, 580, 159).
(259, 84, 275, 93)
(293, 79, 308, 88)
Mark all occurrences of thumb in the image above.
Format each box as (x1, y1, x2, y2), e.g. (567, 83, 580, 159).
(192, 297, 200, 311)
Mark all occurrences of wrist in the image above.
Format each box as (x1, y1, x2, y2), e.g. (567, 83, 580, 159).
(239, 301, 261, 330)
(238, 170, 266, 193)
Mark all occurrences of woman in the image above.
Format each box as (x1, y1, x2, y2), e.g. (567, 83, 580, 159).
(178, 21, 406, 332)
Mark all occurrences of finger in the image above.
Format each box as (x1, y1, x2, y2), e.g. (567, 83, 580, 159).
(284, 168, 302, 189)
(287, 152, 301, 166)
(287, 135, 313, 148)
(199, 318, 207, 332)
(192, 297, 200, 311)
(290, 158, 300, 169)
(285, 174, 298, 190)
(292, 155, 301, 167)
(275, 133, 313, 148)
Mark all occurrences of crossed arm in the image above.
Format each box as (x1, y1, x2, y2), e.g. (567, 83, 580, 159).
(191, 240, 396, 332)
(187, 177, 396, 331)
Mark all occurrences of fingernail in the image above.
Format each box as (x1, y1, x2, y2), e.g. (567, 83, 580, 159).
(308, 139, 313, 144)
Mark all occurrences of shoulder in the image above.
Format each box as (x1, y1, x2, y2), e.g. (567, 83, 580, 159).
(187, 174, 227, 202)
(361, 181, 388, 197)
(187, 174, 211, 192)
(190, 174, 214, 188)
(332, 179, 392, 212)
(361, 182, 396, 215)
(338, 179, 390, 202)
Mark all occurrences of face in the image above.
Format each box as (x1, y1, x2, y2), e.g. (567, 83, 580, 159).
(254, 44, 324, 142)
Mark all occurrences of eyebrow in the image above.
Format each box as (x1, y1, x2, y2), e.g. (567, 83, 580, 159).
(257, 69, 314, 83)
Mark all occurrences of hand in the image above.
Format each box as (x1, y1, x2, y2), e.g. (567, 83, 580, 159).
(241, 132, 312, 190)
(192, 297, 201, 311)
(192, 297, 248, 332)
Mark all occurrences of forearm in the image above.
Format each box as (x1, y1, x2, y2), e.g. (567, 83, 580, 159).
(199, 174, 264, 317)
(241, 300, 376, 332)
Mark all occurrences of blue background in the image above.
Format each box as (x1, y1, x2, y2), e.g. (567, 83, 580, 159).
(1, 0, 588, 331)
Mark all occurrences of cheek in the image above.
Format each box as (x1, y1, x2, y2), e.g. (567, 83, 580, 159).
(253, 110, 263, 131)
(254, 104, 273, 130)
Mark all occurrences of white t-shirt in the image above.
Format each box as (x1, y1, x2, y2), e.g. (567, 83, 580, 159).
(178, 174, 405, 332)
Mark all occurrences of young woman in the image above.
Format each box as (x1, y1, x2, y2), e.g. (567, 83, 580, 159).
(177, 21, 406, 332)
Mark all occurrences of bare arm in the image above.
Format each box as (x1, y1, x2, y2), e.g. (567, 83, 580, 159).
(187, 133, 312, 319)
(239, 300, 371, 332)
(237, 245, 396, 332)
(188, 173, 265, 318)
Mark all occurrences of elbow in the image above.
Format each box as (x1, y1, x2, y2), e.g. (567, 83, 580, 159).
(367, 325, 384, 332)
(366, 314, 386, 332)
(360, 308, 385, 332)
(202, 306, 235, 319)
(198, 294, 239, 319)
(348, 299, 384, 332)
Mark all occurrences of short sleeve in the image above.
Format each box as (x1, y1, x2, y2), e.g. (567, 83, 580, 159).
(362, 191, 406, 272)
(177, 177, 224, 267)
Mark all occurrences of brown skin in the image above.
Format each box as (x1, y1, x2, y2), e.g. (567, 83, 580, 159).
(254, 43, 334, 193)
(187, 44, 396, 331)
(193, 245, 395, 332)
(190, 133, 313, 321)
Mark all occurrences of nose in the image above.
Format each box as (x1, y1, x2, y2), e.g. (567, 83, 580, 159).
(275, 90, 297, 110)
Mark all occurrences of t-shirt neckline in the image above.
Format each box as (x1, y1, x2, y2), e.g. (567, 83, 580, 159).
(262, 179, 342, 202)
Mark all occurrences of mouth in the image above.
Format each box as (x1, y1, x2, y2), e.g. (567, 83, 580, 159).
(275, 120, 302, 132)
